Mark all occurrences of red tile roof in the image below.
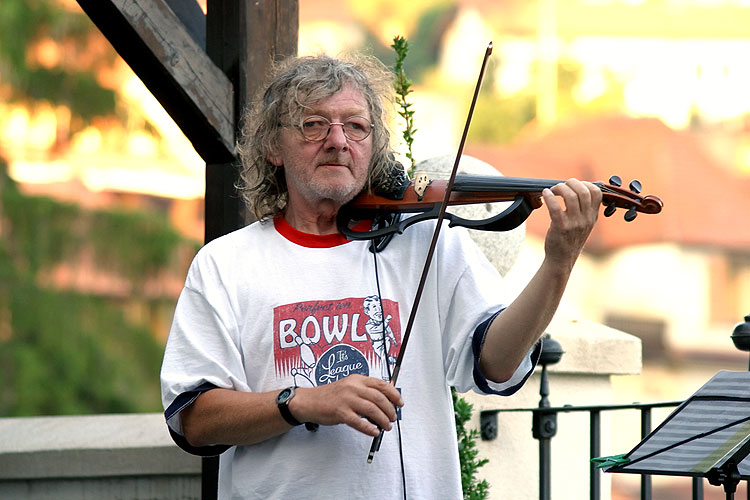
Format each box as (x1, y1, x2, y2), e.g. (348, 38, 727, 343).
(466, 115, 750, 252)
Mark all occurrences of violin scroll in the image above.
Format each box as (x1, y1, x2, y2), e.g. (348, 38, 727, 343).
(598, 175, 663, 222)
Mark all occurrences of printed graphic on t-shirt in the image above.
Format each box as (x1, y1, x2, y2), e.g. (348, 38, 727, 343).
(273, 296, 401, 386)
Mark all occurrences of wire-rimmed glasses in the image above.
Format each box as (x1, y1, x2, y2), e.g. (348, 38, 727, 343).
(298, 115, 373, 142)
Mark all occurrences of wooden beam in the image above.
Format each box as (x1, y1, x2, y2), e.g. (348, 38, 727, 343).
(76, 0, 235, 163)
(203, 0, 298, 243)
(163, 0, 206, 49)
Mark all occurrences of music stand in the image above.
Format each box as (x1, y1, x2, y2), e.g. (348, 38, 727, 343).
(599, 371, 750, 500)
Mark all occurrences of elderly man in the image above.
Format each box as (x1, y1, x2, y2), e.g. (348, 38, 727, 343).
(160, 54, 601, 499)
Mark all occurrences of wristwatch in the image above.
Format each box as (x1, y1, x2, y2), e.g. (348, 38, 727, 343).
(276, 387, 303, 426)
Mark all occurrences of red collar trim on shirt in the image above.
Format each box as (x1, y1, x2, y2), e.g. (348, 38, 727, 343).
(273, 215, 371, 248)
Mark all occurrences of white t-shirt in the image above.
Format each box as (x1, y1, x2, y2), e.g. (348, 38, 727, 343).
(161, 216, 539, 500)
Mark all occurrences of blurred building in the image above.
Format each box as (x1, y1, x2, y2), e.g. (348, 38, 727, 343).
(3, 0, 749, 386)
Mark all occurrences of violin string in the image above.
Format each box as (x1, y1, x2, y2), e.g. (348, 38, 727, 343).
(450, 176, 635, 202)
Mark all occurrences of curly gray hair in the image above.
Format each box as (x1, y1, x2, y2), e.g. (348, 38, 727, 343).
(236, 54, 397, 221)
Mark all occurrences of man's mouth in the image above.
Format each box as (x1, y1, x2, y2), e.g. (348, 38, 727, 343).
(318, 163, 350, 172)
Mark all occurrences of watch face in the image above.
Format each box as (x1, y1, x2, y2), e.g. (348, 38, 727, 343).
(277, 387, 293, 404)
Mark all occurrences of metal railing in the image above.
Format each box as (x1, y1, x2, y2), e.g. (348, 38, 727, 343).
(481, 400, 690, 500)
(479, 323, 750, 500)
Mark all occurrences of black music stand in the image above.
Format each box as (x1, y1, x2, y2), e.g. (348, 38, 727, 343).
(598, 371, 750, 500)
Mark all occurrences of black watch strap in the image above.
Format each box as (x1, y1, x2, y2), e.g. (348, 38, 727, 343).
(276, 387, 302, 426)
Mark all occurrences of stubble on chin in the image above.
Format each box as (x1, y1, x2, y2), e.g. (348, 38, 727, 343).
(291, 175, 365, 207)
(301, 165, 369, 205)
(313, 179, 364, 205)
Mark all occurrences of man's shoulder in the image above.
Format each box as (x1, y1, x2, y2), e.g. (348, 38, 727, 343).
(189, 220, 274, 269)
(200, 220, 271, 251)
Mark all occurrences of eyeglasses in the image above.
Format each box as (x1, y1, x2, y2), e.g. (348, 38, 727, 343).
(298, 115, 373, 142)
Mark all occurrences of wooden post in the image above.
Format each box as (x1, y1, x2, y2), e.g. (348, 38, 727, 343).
(204, 0, 298, 243)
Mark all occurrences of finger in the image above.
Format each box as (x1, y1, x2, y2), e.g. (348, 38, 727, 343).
(340, 408, 383, 437)
(552, 179, 586, 215)
(364, 377, 404, 407)
(568, 178, 593, 211)
(352, 397, 395, 431)
(572, 181, 602, 225)
(542, 187, 564, 223)
(360, 382, 403, 424)
(322, 390, 393, 434)
(585, 181, 603, 209)
(371, 389, 400, 423)
(355, 418, 383, 437)
(299, 376, 405, 435)
(336, 377, 400, 428)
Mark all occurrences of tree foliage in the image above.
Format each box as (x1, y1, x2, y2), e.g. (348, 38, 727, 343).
(357, 2, 458, 86)
(401, 2, 458, 83)
(468, 91, 537, 145)
(0, 0, 199, 417)
(0, 0, 117, 123)
(0, 159, 196, 416)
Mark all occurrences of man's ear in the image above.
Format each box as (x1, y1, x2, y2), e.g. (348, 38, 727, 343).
(268, 151, 283, 167)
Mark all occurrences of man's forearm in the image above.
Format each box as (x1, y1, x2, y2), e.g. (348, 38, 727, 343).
(180, 375, 404, 447)
(181, 388, 292, 447)
(479, 179, 601, 383)
(479, 256, 571, 383)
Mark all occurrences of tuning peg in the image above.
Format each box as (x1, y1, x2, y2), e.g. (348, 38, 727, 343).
(629, 180, 642, 194)
(604, 202, 617, 217)
(609, 175, 622, 187)
(624, 206, 638, 222)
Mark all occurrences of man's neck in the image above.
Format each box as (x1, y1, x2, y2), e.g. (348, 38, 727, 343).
(283, 200, 340, 235)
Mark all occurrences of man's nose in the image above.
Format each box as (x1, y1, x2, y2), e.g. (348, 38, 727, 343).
(324, 123, 349, 149)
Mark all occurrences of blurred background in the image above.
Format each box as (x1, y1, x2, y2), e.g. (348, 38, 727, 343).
(1, 0, 749, 497)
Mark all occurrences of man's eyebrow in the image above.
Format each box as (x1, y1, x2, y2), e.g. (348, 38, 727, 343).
(305, 101, 370, 117)
(305, 108, 370, 118)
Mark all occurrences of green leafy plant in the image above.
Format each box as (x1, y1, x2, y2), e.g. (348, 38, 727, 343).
(0, 0, 117, 124)
(391, 35, 418, 177)
(453, 387, 491, 499)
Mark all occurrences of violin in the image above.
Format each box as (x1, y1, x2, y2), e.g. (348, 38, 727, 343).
(337, 170, 664, 242)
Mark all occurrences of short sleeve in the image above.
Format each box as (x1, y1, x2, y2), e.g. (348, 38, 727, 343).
(160, 255, 249, 455)
(439, 228, 538, 395)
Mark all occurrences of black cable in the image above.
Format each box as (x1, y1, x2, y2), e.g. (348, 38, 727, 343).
(370, 239, 408, 500)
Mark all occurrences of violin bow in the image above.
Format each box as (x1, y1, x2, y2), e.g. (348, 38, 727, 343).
(367, 41, 494, 463)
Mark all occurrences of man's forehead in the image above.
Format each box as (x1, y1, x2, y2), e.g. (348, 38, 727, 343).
(302, 85, 370, 115)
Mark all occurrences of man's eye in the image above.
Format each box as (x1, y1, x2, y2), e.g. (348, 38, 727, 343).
(303, 119, 327, 130)
(345, 117, 370, 133)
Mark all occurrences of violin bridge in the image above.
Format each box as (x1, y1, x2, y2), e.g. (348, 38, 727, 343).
(413, 170, 431, 201)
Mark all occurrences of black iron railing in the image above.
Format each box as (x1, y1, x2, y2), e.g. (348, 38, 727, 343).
(479, 315, 750, 500)
(482, 400, 689, 500)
